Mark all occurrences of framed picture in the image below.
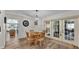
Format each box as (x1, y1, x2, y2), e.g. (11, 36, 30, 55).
(34, 20, 38, 25)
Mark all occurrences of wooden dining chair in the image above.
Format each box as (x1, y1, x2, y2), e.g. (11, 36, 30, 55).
(35, 32, 45, 46)
(26, 32, 36, 46)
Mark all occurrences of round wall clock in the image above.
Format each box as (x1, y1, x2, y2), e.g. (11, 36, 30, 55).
(23, 20, 29, 27)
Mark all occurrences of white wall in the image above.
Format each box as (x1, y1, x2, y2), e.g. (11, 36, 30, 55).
(18, 17, 46, 38)
(74, 18, 79, 47)
(0, 10, 5, 48)
(34, 18, 45, 32)
(18, 17, 35, 39)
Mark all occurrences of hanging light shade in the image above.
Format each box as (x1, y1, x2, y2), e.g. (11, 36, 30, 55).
(36, 10, 39, 12)
(35, 10, 39, 18)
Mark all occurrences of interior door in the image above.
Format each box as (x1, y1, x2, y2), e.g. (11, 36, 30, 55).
(0, 11, 5, 48)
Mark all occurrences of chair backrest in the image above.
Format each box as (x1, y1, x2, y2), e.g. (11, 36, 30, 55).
(26, 32, 45, 40)
(26, 32, 35, 38)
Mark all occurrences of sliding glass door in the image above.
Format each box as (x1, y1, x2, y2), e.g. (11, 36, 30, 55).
(64, 19, 74, 40)
(45, 19, 75, 41)
(53, 20, 60, 38)
(45, 21, 51, 36)
(51, 19, 75, 40)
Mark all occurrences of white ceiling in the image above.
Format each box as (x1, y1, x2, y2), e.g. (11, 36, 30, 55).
(5, 10, 74, 18)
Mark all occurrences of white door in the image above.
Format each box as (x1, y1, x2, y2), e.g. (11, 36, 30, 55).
(0, 11, 5, 48)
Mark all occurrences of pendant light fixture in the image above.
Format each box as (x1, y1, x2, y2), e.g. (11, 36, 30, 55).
(34, 10, 39, 25)
(35, 10, 39, 18)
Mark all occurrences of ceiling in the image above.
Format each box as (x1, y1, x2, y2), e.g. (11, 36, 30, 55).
(5, 10, 73, 18)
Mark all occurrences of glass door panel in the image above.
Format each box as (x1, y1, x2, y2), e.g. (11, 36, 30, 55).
(53, 20, 59, 38)
(45, 21, 51, 36)
(64, 20, 74, 40)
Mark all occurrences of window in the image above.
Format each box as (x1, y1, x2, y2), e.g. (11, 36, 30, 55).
(64, 20, 74, 40)
(53, 20, 59, 37)
(6, 19, 18, 31)
(45, 21, 51, 36)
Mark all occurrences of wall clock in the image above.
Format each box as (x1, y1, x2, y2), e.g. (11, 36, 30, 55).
(23, 20, 29, 27)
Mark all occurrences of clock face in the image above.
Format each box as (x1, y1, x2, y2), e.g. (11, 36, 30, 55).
(23, 20, 29, 27)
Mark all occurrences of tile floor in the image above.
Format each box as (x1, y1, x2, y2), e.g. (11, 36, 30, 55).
(5, 32, 78, 49)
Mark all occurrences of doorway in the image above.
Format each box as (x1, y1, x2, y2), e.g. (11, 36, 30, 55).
(6, 19, 18, 42)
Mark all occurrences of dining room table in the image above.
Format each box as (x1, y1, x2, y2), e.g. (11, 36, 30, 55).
(26, 32, 45, 46)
